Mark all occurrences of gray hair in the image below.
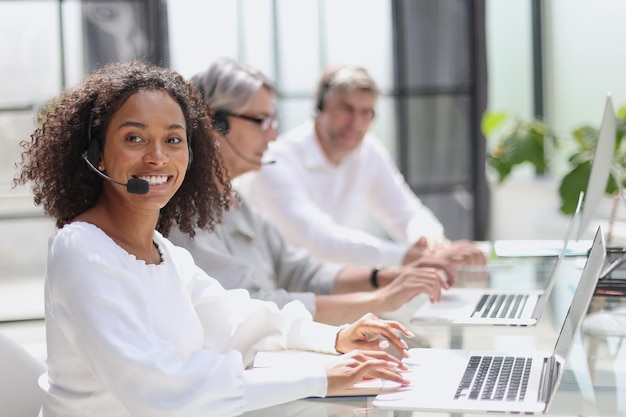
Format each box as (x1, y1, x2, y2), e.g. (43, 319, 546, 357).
(315, 64, 379, 112)
(191, 57, 277, 113)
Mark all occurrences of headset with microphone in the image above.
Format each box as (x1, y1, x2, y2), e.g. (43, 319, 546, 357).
(211, 111, 275, 166)
(315, 66, 369, 113)
(81, 114, 194, 195)
(82, 140, 150, 195)
(313, 77, 342, 142)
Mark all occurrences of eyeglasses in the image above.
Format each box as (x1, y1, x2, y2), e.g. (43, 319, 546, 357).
(225, 112, 279, 132)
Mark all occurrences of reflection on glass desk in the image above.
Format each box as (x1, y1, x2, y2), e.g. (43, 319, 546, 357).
(239, 256, 626, 417)
(387, 256, 561, 349)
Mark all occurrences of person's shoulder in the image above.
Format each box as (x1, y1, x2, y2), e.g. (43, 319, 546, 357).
(236, 193, 272, 224)
(155, 231, 200, 268)
(47, 222, 115, 273)
(361, 131, 389, 152)
(50, 222, 105, 252)
(357, 132, 396, 165)
(267, 121, 322, 169)
(274, 121, 314, 149)
(155, 230, 185, 256)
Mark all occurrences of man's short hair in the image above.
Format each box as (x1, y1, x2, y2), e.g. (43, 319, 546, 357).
(315, 65, 380, 112)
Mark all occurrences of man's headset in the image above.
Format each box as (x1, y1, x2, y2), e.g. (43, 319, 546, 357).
(315, 66, 370, 113)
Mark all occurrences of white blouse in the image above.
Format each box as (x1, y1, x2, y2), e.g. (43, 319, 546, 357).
(41, 222, 339, 417)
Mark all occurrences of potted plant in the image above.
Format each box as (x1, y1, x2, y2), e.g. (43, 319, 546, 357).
(481, 111, 558, 184)
(558, 107, 626, 215)
(482, 107, 626, 215)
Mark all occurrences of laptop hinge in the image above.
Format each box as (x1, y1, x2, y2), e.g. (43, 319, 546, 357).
(537, 356, 559, 403)
(530, 294, 545, 319)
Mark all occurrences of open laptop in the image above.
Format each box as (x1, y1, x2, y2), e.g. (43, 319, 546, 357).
(410, 192, 585, 326)
(576, 93, 616, 241)
(373, 226, 606, 414)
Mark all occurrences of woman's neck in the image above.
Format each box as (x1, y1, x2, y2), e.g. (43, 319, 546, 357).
(74, 200, 162, 264)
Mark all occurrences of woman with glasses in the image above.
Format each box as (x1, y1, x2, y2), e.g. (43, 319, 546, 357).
(170, 57, 456, 327)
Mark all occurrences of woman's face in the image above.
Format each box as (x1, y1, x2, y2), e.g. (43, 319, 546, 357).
(219, 87, 278, 178)
(99, 89, 189, 211)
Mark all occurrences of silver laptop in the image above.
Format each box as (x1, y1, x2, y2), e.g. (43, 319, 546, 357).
(576, 93, 616, 241)
(373, 227, 605, 414)
(410, 192, 585, 327)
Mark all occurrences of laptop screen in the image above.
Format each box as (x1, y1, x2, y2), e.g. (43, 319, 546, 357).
(576, 95, 616, 241)
(531, 191, 585, 318)
(553, 227, 605, 365)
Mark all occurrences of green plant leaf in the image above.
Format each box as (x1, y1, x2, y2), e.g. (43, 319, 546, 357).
(559, 162, 591, 215)
(481, 111, 508, 137)
(485, 118, 554, 182)
(558, 160, 619, 214)
(486, 106, 626, 216)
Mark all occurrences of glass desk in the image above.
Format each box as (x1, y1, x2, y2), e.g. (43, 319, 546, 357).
(240, 256, 626, 417)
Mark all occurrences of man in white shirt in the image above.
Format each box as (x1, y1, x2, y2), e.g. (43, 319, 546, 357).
(245, 64, 485, 267)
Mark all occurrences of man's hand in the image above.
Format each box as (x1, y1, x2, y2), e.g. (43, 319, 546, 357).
(431, 240, 487, 267)
(402, 237, 432, 265)
(403, 237, 487, 269)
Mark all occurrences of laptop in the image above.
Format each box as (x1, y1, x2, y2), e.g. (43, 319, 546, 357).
(410, 192, 585, 327)
(373, 226, 606, 414)
(576, 93, 616, 241)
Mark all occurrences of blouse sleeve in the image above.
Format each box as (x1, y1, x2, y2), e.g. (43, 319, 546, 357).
(46, 227, 336, 417)
(168, 240, 341, 363)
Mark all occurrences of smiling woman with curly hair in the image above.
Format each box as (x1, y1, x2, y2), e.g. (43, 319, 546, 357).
(12, 61, 414, 417)
(15, 60, 230, 237)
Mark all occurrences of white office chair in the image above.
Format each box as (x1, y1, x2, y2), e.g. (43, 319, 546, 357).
(0, 332, 46, 417)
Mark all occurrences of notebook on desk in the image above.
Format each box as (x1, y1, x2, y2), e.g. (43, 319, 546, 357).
(373, 227, 606, 414)
(410, 192, 586, 327)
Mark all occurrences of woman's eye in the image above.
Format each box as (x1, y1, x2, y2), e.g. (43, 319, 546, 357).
(167, 136, 183, 144)
(127, 135, 143, 143)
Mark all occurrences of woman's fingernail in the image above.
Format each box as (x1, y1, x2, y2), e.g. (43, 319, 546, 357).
(406, 331, 415, 338)
(378, 340, 390, 349)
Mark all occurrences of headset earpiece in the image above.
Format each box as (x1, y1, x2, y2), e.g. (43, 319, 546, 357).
(316, 66, 371, 113)
(316, 80, 330, 113)
(211, 111, 230, 136)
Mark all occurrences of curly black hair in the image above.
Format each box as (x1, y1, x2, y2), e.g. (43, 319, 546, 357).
(13, 61, 231, 238)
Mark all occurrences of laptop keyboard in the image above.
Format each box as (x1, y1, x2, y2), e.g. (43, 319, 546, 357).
(472, 294, 529, 319)
(454, 355, 532, 402)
